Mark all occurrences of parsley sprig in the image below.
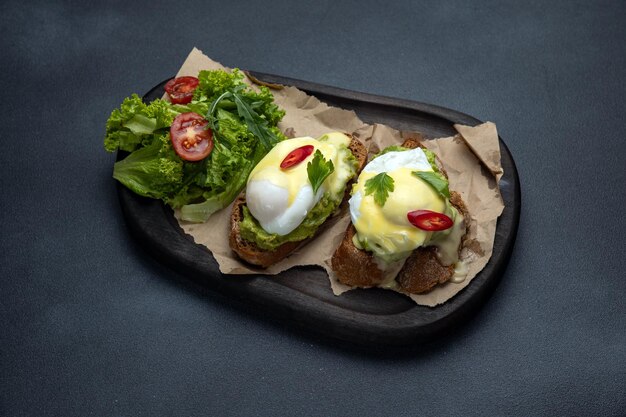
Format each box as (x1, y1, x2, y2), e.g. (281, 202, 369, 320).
(364, 172, 395, 206)
(307, 150, 334, 194)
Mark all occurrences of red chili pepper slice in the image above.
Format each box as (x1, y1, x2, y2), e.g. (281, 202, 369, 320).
(164, 76, 199, 104)
(407, 209, 453, 231)
(280, 145, 315, 169)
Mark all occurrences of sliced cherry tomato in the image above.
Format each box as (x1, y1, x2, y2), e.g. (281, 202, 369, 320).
(280, 145, 315, 169)
(170, 112, 213, 162)
(407, 209, 453, 231)
(164, 76, 199, 104)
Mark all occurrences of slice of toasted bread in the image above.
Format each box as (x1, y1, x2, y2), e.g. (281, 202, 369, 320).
(229, 135, 368, 268)
(331, 138, 469, 294)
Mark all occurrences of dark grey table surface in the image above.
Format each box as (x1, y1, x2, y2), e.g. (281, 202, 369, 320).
(2, 1, 625, 416)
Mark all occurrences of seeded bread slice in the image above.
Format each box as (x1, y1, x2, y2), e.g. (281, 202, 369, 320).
(331, 138, 469, 294)
(229, 135, 368, 268)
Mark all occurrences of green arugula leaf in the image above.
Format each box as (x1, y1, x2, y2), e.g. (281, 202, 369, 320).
(307, 150, 334, 194)
(412, 170, 450, 198)
(232, 92, 278, 151)
(206, 91, 233, 148)
(207, 90, 281, 152)
(364, 172, 395, 207)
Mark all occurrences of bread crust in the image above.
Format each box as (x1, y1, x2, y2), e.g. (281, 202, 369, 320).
(229, 134, 367, 268)
(331, 138, 469, 294)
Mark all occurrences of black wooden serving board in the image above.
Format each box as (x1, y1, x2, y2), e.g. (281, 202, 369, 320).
(116, 72, 521, 346)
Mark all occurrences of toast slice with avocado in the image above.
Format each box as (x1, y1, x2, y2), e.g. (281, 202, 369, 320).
(331, 137, 469, 294)
(230, 134, 367, 268)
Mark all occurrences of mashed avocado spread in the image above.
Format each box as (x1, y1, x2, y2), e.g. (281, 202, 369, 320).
(240, 192, 338, 251)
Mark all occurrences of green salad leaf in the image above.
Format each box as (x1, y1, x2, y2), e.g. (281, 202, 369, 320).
(104, 69, 286, 222)
(104, 95, 179, 153)
(112, 134, 183, 198)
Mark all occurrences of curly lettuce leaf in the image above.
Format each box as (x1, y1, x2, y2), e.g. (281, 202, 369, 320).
(194, 69, 246, 101)
(104, 95, 178, 152)
(112, 134, 183, 198)
(179, 143, 268, 222)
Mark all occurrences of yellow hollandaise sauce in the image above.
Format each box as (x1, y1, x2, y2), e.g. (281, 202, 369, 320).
(348, 147, 465, 271)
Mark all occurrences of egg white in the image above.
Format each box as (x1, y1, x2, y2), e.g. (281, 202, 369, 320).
(246, 179, 322, 236)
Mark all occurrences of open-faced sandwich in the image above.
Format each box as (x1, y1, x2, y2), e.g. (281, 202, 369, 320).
(230, 132, 367, 267)
(331, 137, 469, 294)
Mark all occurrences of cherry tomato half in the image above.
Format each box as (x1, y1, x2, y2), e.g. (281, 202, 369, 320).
(164, 76, 199, 104)
(407, 209, 453, 231)
(170, 112, 214, 162)
(280, 145, 315, 169)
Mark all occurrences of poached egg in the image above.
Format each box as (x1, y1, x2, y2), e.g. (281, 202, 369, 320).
(349, 147, 465, 267)
(246, 133, 355, 236)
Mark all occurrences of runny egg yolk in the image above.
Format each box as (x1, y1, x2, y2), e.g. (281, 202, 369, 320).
(246, 133, 353, 236)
